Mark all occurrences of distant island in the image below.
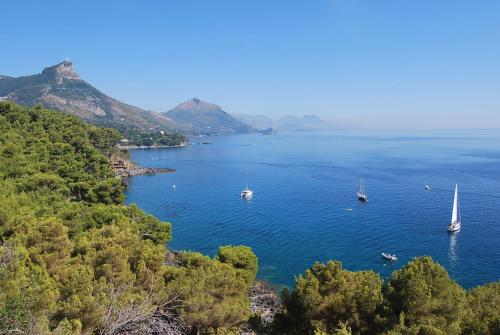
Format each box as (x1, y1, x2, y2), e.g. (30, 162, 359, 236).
(262, 127, 278, 135)
(235, 113, 337, 131)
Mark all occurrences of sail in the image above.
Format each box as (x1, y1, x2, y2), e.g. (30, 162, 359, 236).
(359, 177, 364, 196)
(451, 184, 459, 224)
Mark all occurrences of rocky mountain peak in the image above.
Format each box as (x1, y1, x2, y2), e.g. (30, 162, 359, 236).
(174, 98, 222, 113)
(0, 61, 177, 131)
(42, 60, 80, 83)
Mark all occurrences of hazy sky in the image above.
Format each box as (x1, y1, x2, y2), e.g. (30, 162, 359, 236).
(2, 0, 499, 128)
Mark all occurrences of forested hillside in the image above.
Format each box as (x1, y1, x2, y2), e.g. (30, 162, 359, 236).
(273, 257, 500, 335)
(0, 102, 257, 334)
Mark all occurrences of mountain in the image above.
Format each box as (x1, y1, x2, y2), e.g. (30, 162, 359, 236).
(233, 114, 275, 129)
(164, 98, 254, 134)
(235, 113, 335, 131)
(0, 61, 176, 131)
(276, 114, 334, 130)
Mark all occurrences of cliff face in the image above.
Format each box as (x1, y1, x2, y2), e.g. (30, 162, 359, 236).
(0, 61, 176, 131)
(42, 60, 80, 83)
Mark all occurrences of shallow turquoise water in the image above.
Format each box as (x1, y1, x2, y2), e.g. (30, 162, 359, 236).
(125, 130, 500, 288)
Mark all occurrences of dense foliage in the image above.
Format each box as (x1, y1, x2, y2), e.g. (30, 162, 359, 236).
(273, 257, 500, 335)
(0, 102, 254, 334)
(273, 261, 383, 334)
(164, 249, 257, 334)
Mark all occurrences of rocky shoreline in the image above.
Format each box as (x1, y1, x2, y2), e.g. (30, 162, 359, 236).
(240, 281, 283, 334)
(249, 281, 283, 323)
(110, 153, 175, 180)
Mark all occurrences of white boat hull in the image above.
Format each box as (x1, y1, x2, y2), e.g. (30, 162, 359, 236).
(241, 190, 253, 198)
(357, 177, 367, 201)
(357, 192, 367, 202)
(448, 223, 461, 232)
(382, 253, 398, 261)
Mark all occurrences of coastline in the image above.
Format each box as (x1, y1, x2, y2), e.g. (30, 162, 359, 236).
(117, 142, 189, 149)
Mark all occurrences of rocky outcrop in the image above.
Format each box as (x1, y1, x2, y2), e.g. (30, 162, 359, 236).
(110, 153, 175, 180)
(240, 281, 283, 334)
(248, 281, 282, 325)
(42, 60, 80, 83)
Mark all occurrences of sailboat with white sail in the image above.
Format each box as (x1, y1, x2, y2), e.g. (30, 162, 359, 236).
(448, 184, 461, 232)
(357, 177, 367, 202)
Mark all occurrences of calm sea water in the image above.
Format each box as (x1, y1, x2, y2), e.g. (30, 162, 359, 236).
(125, 130, 500, 288)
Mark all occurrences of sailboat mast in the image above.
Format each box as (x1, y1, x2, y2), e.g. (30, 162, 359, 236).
(245, 168, 249, 188)
(451, 184, 459, 224)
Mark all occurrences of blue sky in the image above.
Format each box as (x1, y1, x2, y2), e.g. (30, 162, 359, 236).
(1, 0, 499, 128)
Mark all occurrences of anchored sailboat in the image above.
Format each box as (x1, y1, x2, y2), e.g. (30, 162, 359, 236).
(448, 184, 461, 232)
(241, 186, 253, 198)
(357, 177, 367, 202)
(241, 169, 253, 198)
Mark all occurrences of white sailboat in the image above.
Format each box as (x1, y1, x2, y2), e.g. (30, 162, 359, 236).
(241, 170, 253, 198)
(241, 186, 253, 198)
(448, 184, 461, 232)
(357, 177, 367, 202)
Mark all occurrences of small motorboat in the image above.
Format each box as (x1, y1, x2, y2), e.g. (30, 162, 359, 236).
(241, 187, 253, 198)
(382, 253, 398, 262)
(172, 185, 176, 190)
(425, 185, 432, 191)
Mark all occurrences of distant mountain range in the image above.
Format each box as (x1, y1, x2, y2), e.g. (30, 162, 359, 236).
(163, 98, 254, 135)
(0, 61, 176, 132)
(235, 114, 335, 131)
(0, 61, 335, 135)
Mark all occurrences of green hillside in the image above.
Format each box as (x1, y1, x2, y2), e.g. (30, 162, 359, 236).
(0, 102, 256, 334)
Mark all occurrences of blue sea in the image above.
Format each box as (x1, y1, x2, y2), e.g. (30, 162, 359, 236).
(125, 130, 500, 289)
